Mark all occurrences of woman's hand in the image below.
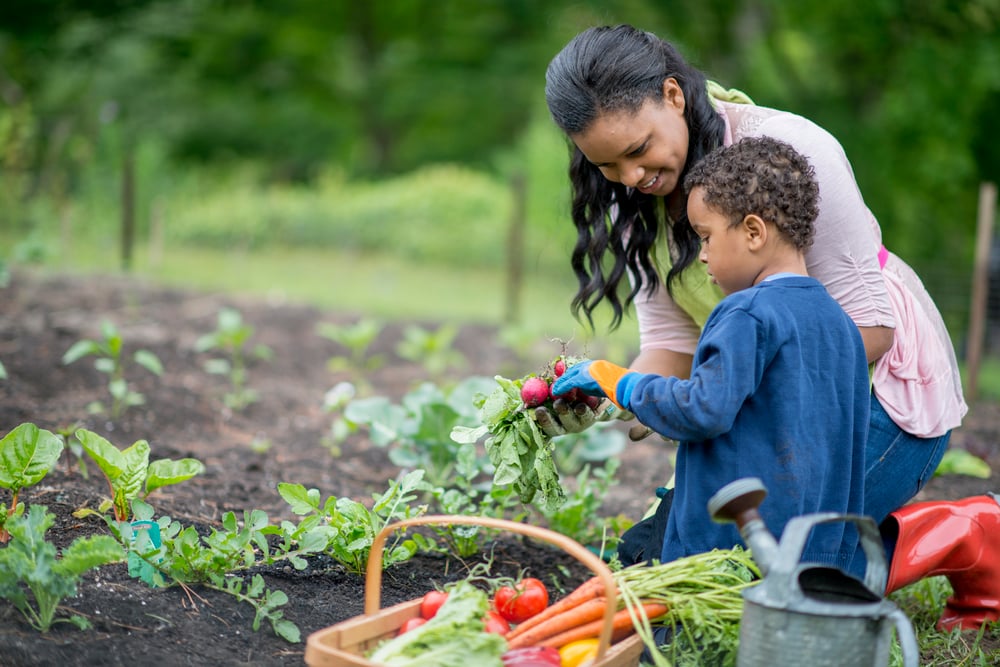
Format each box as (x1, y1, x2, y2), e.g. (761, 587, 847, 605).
(534, 396, 634, 437)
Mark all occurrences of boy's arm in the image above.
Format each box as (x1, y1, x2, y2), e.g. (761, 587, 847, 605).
(552, 309, 764, 441)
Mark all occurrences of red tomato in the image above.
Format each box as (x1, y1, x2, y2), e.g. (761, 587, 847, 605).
(419, 590, 449, 619)
(397, 617, 427, 635)
(483, 610, 511, 634)
(501, 646, 562, 666)
(493, 577, 549, 624)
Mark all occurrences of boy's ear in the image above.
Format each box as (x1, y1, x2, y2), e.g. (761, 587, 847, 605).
(742, 214, 767, 250)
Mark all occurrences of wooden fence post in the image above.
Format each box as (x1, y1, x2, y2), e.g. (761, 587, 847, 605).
(120, 145, 136, 272)
(965, 181, 998, 400)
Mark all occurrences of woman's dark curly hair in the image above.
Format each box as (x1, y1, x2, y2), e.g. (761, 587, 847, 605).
(683, 137, 819, 250)
(545, 24, 725, 330)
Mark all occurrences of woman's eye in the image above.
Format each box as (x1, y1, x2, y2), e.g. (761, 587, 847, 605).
(627, 143, 647, 158)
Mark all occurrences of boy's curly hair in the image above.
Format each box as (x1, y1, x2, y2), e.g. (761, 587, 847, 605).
(683, 136, 819, 250)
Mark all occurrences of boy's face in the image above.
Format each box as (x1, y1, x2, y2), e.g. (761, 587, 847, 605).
(688, 186, 761, 296)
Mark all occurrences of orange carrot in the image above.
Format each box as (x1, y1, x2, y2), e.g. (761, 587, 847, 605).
(504, 597, 609, 649)
(504, 575, 605, 641)
(538, 602, 669, 649)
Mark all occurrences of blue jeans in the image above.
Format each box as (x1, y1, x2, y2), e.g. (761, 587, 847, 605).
(865, 394, 950, 525)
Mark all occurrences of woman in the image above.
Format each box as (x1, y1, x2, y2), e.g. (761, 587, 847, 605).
(541, 24, 995, 631)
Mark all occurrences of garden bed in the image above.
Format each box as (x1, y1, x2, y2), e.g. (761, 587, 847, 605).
(0, 269, 997, 666)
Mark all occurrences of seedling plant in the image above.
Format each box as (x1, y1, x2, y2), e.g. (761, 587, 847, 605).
(395, 323, 466, 383)
(316, 318, 386, 394)
(72, 428, 205, 523)
(0, 423, 64, 542)
(0, 505, 123, 632)
(121, 500, 306, 642)
(195, 307, 273, 410)
(62, 319, 164, 419)
(277, 469, 428, 574)
(54, 423, 89, 478)
(338, 376, 497, 488)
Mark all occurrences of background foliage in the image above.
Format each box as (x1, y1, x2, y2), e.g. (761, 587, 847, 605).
(1, 0, 998, 344)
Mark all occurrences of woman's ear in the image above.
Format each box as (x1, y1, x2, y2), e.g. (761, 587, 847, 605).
(742, 214, 767, 250)
(662, 77, 685, 113)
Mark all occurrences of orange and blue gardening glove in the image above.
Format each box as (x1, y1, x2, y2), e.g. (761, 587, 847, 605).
(551, 360, 642, 411)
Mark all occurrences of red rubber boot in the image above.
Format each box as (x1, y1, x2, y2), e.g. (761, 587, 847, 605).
(883, 493, 1000, 631)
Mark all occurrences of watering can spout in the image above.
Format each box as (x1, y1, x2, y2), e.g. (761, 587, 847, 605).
(707, 477, 779, 575)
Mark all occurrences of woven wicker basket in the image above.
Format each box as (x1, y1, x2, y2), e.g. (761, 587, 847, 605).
(304, 515, 644, 666)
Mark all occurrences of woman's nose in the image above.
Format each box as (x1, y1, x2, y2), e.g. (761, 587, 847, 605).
(621, 164, 645, 188)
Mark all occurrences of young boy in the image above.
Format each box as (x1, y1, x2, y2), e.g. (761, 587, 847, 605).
(552, 137, 871, 577)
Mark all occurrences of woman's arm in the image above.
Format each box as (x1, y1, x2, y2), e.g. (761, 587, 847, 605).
(630, 348, 694, 379)
(859, 324, 894, 364)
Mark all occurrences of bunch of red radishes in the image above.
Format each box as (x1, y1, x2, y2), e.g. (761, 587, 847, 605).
(518, 357, 600, 410)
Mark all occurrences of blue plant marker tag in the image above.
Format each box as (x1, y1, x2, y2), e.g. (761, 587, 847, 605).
(127, 519, 165, 587)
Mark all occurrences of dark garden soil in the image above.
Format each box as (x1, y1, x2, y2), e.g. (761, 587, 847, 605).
(0, 269, 998, 666)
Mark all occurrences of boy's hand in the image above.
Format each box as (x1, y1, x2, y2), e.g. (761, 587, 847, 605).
(552, 359, 634, 409)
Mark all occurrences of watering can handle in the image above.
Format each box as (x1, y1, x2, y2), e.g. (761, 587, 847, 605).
(773, 512, 888, 596)
(887, 607, 920, 667)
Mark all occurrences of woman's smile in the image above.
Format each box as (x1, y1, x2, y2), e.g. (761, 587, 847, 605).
(638, 170, 662, 193)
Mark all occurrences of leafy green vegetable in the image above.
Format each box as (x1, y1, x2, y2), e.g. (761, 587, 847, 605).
(61, 319, 164, 419)
(452, 375, 566, 512)
(615, 547, 759, 667)
(75, 429, 205, 522)
(341, 377, 496, 487)
(0, 423, 64, 541)
(118, 500, 303, 642)
(367, 580, 506, 667)
(0, 505, 123, 632)
(934, 449, 991, 479)
(277, 470, 427, 573)
(195, 307, 272, 410)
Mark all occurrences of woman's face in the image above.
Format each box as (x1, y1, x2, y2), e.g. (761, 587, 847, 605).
(571, 78, 689, 197)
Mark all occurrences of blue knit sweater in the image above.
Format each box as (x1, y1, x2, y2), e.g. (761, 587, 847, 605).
(625, 276, 870, 574)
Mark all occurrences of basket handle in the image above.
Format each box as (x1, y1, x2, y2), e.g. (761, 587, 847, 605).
(366, 514, 618, 661)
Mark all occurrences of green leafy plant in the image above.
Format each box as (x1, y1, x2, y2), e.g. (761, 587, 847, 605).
(61, 320, 164, 419)
(321, 380, 358, 455)
(934, 448, 991, 479)
(537, 460, 629, 549)
(0, 359, 6, 380)
(423, 446, 523, 558)
(54, 423, 89, 478)
(316, 318, 386, 393)
(277, 470, 428, 574)
(338, 376, 496, 487)
(0, 423, 64, 542)
(119, 500, 306, 642)
(195, 307, 272, 410)
(395, 323, 466, 382)
(452, 374, 566, 512)
(0, 504, 123, 632)
(551, 424, 627, 477)
(74, 428, 205, 522)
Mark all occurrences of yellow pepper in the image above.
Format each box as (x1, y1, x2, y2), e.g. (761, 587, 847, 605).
(558, 638, 600, 667)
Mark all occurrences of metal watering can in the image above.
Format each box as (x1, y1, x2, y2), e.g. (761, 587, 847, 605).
(707, 478, 919, 667)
